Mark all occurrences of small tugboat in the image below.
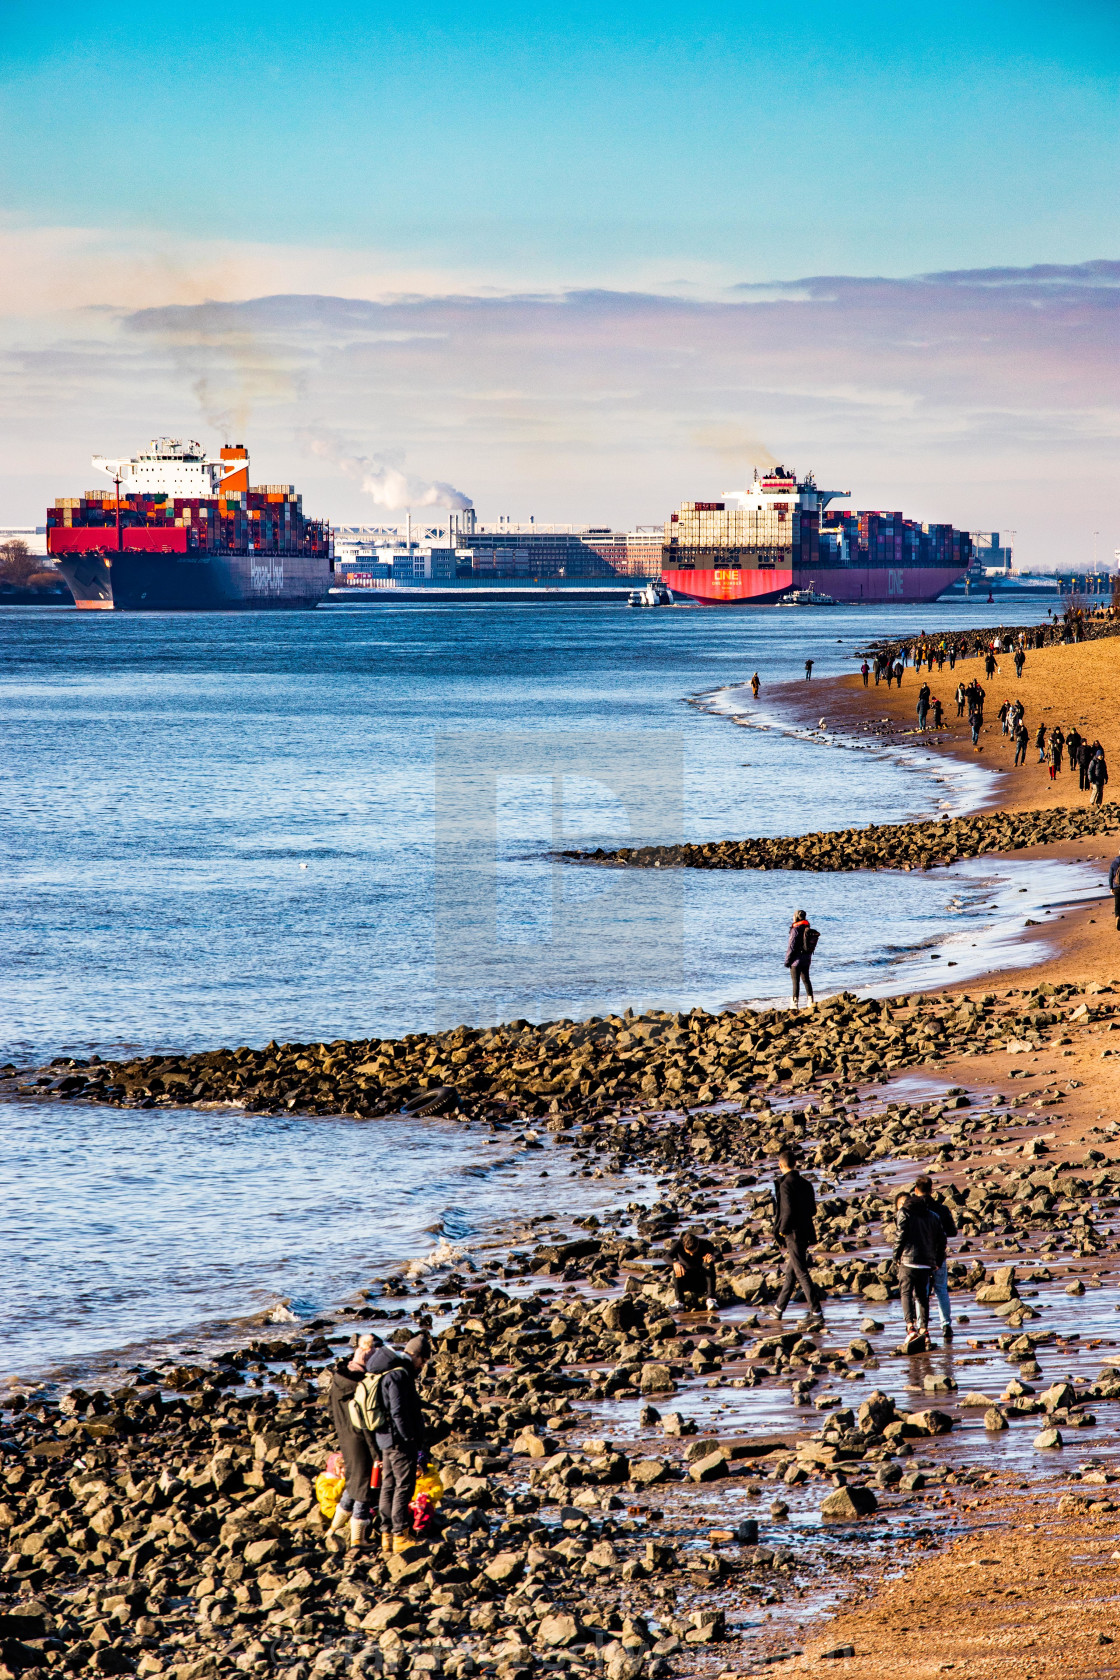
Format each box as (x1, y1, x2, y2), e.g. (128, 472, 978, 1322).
(776, 581, 838, 607)
(627, 581, 674, 607)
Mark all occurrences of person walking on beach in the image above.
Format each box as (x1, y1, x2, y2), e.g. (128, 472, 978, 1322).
(873, 656, 882, 686)
(1052, 725, 1065, 772)
(955, 681, 966, 718)
(984, 649, 997, 678)
(1067, 726, 1082, 772)
(1089, 747, 1109, 806)
(1047, 729, 1061, 780)
(1015, 719, 1029, 767)
(893, 659, 904, 686)
(1078, 738, 1093, 792)
(1035, 722, 1046, 764)
(892, 1186, 942, 1353)
(368, 1334, 431, 1553)
(784, 908, 818, 1008)
(1015, 647, 1026, 678)
(913, 1175, 957, 1342)
(769, 1146, 823, 1329)
(932, 696, 944, 729)
(751, 672, 761, 698)
(861, 660, 870, 687)
(1109, 852, 1120, 932)
(804, 658, 814, 679)
(669, 1229, 720, 1311)
(917, 682, 931, 730)
(998, 699, 1010, 736)
(326, 1333, 382, 1551)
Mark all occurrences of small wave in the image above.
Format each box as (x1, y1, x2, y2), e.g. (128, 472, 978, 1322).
(403, 1237, 469, 1278)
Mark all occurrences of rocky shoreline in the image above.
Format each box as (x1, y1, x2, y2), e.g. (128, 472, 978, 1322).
(7, 979, 1120, 1678)
(6, 975, 1110, 1123)
(560, 804, 1120, 875)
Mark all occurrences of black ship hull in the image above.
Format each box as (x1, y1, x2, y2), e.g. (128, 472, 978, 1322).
(55, 549, 330, 611)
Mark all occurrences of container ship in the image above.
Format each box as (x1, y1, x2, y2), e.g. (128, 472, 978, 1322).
(47, 439, 331, 609)
(660, 468, 971, 604)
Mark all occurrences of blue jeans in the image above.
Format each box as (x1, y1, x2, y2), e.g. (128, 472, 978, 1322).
(932, 1261, 951, 1328)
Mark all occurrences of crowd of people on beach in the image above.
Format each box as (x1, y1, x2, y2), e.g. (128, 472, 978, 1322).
(854, 623, 1112, 797)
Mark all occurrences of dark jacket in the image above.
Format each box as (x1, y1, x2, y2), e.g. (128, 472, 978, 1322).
(668, 1235, 719, 1274)
(893, 1196, 943, 1270)
(1089, 753, 1108, 787)
(1109, 855, 1120, 893)
(773, 1169, 816, 1245)
(923, 1196, 956, 1254)
(367, 1346, 425, 1454)
(784, 919, 813, 969)
(328, 1357, 369, 1463)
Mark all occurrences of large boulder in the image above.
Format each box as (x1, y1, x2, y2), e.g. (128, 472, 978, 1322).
(820, 1485, 878, 1521)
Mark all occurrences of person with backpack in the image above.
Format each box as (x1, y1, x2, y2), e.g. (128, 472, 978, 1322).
(358, 1334, 432, 1553)
(767, 1146, 823, 1329)
(892, 1187, 944, 1352)
(784, 909, 818, 1008)
(326, 1333, 382, 1550)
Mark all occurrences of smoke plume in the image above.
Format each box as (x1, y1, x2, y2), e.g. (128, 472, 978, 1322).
(692, 424, 780, 476)
(128, 302, 300, 438)
(307, 431, 472, 512)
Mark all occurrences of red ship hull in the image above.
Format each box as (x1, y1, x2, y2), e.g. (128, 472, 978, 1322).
(661, 564, 966, 604)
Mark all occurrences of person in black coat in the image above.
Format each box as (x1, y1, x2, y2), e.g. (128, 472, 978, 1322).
(669, 1230, 720, 1309)
(369, 1334, 431, 1550)
(326, 1335, 381, 1549)
(768, 1147, 822, 1326)
(914, 1175, 958, 1340)
(784, 910, 816, 1009)
(892, 1190, 944, 1348)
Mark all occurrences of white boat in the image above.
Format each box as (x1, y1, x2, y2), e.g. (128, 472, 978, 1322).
(628, 582, 674, 607)
(776, 581, 838, 607)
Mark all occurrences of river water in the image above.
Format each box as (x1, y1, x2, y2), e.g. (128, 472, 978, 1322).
(0, 596, 1098, 1378)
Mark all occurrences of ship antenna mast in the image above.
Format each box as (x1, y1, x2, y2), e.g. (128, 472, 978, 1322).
(114, 471, 122, 553)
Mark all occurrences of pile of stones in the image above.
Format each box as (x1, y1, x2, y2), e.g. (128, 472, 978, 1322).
(6, 983, 1116, 1124)
(561, 806, 1120, 875)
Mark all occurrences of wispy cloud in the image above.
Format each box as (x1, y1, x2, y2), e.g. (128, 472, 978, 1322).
(1, 260, 1116, 566)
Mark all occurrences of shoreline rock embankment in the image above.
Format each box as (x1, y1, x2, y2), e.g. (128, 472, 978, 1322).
(561, 804, 1119, 875)
(8, 981, 1113, 1122)
(5, 979, 1120, 1678)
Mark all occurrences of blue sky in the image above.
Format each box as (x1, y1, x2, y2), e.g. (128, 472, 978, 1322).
(1, 0, 1117, 555)
(4, 0, 1118, 279)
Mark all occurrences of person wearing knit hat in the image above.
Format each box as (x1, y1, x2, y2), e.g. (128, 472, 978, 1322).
(365, 1332, 431, 1553)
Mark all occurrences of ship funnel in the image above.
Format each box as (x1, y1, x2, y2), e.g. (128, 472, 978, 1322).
(220, 444, 249, 494)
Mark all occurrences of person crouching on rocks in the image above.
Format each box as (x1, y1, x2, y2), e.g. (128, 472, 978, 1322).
(369, 1333, 431, 1553)
(784, 909, 818, 1009)
(670, 1228, 720, 1311)
(892, 1187, 944, 1353)
(326, 1332, 382, 1551)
